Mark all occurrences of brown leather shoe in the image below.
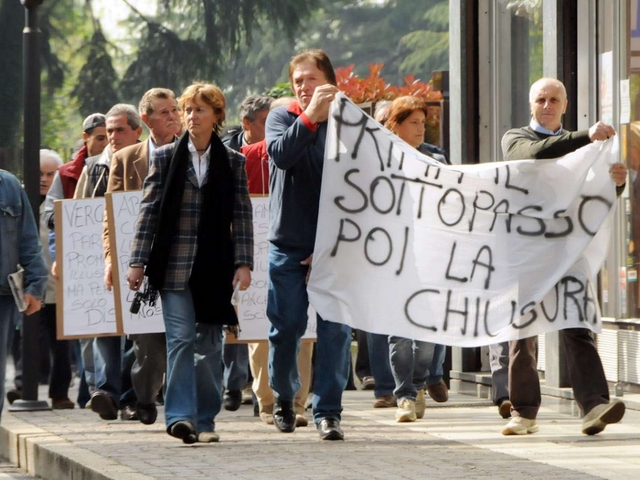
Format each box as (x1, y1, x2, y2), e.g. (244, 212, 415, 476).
(51, 398, 75, 410)
(373, 395, 397, 408)
(499, 399, 512, 419)
(426, 380, 449, 403)
(90, 391, 117, 420)
(295, 414, 309, 427)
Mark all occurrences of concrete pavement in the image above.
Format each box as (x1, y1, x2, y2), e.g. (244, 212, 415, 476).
(2, 386, 640, 480)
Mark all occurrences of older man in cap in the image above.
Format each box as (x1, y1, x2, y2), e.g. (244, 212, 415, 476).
(42, 112, 108, 408)
(43, 113, 108, 228)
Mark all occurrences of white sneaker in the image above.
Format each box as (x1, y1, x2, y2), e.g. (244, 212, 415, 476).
(502, 416, 539, 435)
(395, 398, 417, 423)
(581, 400, 625, 435)
(415, 390, 426, 419)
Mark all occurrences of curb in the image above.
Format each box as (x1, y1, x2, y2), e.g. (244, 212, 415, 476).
(0, 413, 155, 480)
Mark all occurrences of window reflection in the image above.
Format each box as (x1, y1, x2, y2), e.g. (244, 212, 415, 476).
(625, 1, 640, 317)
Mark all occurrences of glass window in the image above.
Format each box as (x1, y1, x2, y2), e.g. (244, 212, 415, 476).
(479, 0, 544, 162)
(624, 0, 640, 318)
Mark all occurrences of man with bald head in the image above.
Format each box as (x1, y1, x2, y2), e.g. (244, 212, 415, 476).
(503, 78, 622, 159)
(500, 78, 627, 436)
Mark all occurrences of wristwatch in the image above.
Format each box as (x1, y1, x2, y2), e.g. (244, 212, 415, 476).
(129, 262, 145, 268)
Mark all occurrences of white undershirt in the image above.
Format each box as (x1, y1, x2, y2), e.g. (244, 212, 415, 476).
(187, 138, 210, 187)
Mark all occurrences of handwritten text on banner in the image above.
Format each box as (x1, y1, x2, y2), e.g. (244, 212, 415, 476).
(308, 94, 617, 347)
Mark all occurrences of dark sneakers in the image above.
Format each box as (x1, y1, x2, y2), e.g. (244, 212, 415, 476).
(223, 390, 242, 411)
(168, 420, 197, 444)
(273, 399, 296, 433)
(317, 418, 344, 441)
(6, 389, 22, 405)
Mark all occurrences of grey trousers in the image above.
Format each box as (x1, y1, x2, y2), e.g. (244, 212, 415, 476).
(131, 333, 167, 405)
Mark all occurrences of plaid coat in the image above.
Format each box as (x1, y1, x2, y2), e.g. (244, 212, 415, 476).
(130, 143, 253, 290)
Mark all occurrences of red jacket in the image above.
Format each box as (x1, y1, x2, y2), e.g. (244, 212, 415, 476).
(241, 140, 269, 195)
(58, 145, 88, 199)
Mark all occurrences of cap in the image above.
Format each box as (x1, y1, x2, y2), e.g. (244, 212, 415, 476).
(82, 113, 106, 132)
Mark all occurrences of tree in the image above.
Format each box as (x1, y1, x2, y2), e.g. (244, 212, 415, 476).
(73, 29, 120, 117)
(1, 0, 451, 156)
(0, 0, 26, 150)
(118, 0, 319, 105)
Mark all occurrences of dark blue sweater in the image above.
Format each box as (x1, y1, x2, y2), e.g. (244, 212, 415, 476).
(266, 103, 326, 250)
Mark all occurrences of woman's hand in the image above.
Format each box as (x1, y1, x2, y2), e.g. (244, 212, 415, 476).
(126, 267, 145, 291)
(233, 265, 251, 290)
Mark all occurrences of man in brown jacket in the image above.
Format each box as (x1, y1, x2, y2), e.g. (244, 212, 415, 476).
(100, 88, 181, 425)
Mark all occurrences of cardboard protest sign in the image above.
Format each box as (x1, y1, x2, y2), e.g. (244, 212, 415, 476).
(55, 198, 118, 338)
(105, 191, 165, 335)
(308, 94, 617, 347)
(229, 195, 316, 342)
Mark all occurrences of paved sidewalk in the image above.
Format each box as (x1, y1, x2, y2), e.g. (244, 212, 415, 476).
(2, 387, 640, 480)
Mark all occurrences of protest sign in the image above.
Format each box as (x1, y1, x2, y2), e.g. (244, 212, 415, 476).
(229, 196, 316, 342)
(55, 198, 118, 338)
(308, 94, 617, 347)
(106, 191, 165, 334)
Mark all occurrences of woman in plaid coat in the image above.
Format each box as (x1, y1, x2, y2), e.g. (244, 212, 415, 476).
(127, 83, 253, 444)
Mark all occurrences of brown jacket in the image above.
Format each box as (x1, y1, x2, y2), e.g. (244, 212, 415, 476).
(103, 140, 150, 265)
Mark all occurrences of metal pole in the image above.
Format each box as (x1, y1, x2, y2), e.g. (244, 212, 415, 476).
(10, 0, 50, 413)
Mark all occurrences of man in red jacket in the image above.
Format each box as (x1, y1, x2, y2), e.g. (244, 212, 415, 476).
(43, 113, 107, 228)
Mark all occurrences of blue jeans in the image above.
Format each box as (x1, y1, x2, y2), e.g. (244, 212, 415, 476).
(223, 343, 249, 391)
(161, 288, 223, 433)
(367, 332, 395, 398)
(389, 337, 446, 400)
(267, 243, 352, 424)
(93, 335, 136, 408)
(1, 296, 20, 419)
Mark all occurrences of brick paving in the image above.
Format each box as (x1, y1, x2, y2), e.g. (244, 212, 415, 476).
(3, 386, 640, 480)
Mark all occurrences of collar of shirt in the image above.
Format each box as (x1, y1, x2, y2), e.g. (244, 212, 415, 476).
(530, 119, 563, 136)
(241, 131, 249, 148)
(187, 137, 210, 187)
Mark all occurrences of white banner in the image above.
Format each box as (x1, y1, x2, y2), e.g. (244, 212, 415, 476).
(308, 94, 618, 347)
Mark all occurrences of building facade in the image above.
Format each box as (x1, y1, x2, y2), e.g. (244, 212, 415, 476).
(449, 0, 640, 397)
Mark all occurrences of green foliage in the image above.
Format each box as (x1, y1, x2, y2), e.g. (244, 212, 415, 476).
(264, 83, 294, 99)
(119, 0, 320, 101)
(2, 0, 451, 158)
(120, 24, 209, 104)
(398, 30, 449, 77)
(72, 30, 120, 117)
